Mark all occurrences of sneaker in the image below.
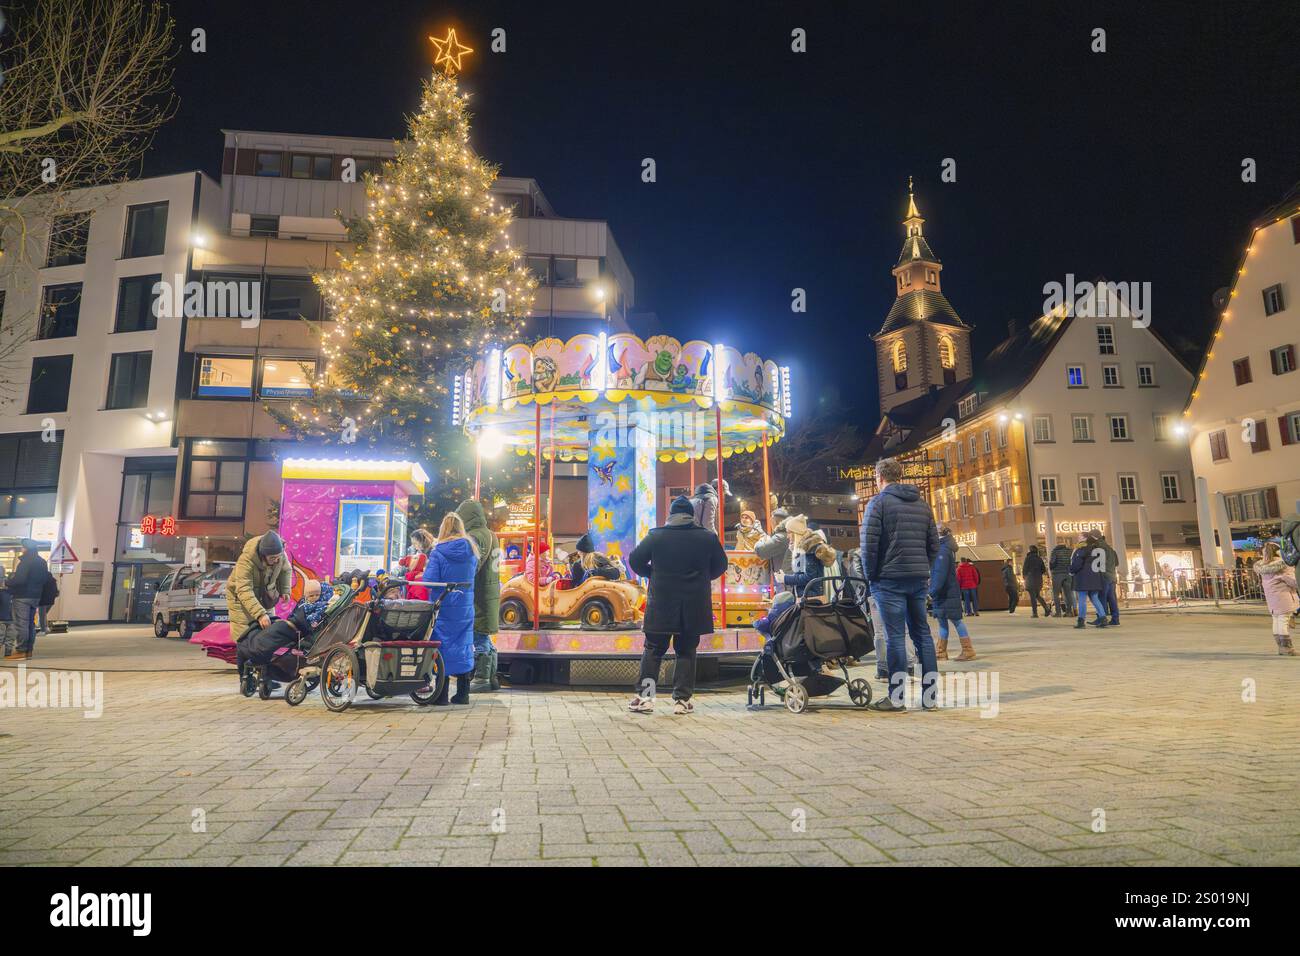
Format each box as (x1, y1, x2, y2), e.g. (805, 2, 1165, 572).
(1075, 620, 1086, 629)
(672, 699, 694, 716)
(4, 650, 31, 661)
(871, 698, 907, 713)
(1109, 620, 1120, 627)
(627, 695, 654, 714)
(1089, 617, 1108, 627)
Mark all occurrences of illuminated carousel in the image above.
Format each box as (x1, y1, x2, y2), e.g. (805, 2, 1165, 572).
(451, 332, 792, 680)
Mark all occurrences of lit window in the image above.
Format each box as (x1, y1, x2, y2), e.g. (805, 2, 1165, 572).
(260, 358, 315, 398)
(1067, 365, 1085, 387)
(196, 357, 254, 398)
(892, 340, 908, 373)
(939, 335, 955, 368)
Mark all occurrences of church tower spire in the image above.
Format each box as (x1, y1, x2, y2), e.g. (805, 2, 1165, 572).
(892, 176, 942, 295)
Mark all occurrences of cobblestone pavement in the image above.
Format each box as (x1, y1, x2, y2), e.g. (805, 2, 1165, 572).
(1, 610, 1297, 866)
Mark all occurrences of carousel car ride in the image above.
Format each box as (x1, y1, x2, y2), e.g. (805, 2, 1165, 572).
(498, 573, 643, 629)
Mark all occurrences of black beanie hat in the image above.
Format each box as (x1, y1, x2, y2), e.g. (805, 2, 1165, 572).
(257, 531, 285, 557)
(670, 495, 695, 516)
(576, 533, 595, 553)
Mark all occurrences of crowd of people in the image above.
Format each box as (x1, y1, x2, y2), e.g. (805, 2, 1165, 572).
(1, 539, 59, 661)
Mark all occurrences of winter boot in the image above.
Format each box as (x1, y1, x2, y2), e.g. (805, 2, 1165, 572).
(1277, 636, 1297, 657)
(935, 639, 949, 661)
(473, 646, 500, 690)
(954, 637, 977, 662)
(451, 673, 472, 704)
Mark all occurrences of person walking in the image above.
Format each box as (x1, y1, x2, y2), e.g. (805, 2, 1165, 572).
(956, 556, 981, 616)
(1021, 546, 1050, 619)
(1001, 559, 1020, 613)
(930, 525, 976, 662)
(626, 495, 729, 715)
(225, 530, 292, 643)
(0, 562, 17, 657)
(4, 540, 51, 661)
(423, 512, 479, 705)
(1069, 532, 1110, 628)
(1049, 539, 1075, 617)
(457, 498, 502, 690)
(1254, 542, 1298, 655)
(1099, 534, 1120, 626)
(860, 457, 940, 712)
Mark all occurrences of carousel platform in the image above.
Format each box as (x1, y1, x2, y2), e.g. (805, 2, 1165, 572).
(495, 627, 764, 685)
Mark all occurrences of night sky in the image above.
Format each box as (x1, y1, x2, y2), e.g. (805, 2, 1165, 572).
(152, 0, 1300, 426)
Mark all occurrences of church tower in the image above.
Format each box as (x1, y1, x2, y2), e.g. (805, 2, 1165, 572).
(871, 179, 973, 416)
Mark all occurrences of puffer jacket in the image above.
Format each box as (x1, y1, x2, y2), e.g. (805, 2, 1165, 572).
(1255, 558, 1300, 615)
(956, 561, 980, 589)
(928, 533, 963, 620)
(755, 521, 794, 579)
(1048, 544, 1074, 575)
(456, 499, 501, 634)
(423, 536, 478, 674)
(226, 534, 292, 640)
(1069, 542, 1108, 592)
(690, 483, 719, 534)
(859, 483, 939, 581)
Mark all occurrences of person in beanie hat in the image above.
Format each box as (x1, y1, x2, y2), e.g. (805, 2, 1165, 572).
(755, 506, 795, 589)
(626, 495, 728, 715)
(574, 532, 620, 580)
(225, 530, 292, 641)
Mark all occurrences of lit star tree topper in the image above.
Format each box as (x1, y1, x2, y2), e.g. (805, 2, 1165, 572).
(429, 27, 473, 74)
(270, 33, 537, 479)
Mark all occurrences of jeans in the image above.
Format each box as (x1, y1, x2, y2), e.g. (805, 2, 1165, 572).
(1051, 572, 1073, 614)
(473, 631, 495, 654)
(960, 588, 979, 615)
(1077, 590, 1107, 620)
(936, 616, 969, 640)
(12, 598, 38, 653)
(637, 632, 700, 701)
(1005, 587, 1019, 612)
(868, 594, 915, 678)
(1025, 582, 1050, 615)
(38, 604, 51, 633)
(1103, 580, 1119, 623)
(871, 578, 938, 708)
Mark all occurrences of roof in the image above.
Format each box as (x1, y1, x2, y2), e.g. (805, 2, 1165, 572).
(877, 288, 970, 335)
(896, 233, 939, 267)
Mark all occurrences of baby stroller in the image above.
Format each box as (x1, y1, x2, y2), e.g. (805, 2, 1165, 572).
(236, 583, 360, 700)
(286, 579, 467, 712)
(748, 575, 875, 714)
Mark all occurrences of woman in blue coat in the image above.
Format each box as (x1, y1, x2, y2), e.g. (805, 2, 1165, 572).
(423, 513, 479, 704)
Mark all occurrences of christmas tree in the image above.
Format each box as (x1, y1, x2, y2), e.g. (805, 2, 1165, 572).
(276, 40, 535, 478)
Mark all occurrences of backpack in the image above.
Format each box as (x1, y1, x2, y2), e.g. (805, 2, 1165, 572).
(1281, 516, 1300, 567)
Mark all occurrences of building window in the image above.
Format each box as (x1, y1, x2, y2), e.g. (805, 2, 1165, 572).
(1040, 476, 1060, 505)
(1269, 344, 1296, 375)
(1233, 357, 1252, 385)
(957, 394, 978, 418)
(1109, 415, 1130, 440)
(939, 335, 956, 383)
(1137, 363, 1155, 387)
(38, 282, 82, 339)
(249, 215, 279, 238)
(1160, 473, 1181, 502)
(1118, 473, 1139, 502)
(956, 439, 964, 465)
(45, 213, 91, 268)
(969, 434, 978, 459)
(1293, 215, 1300, 244)
(0, 430, 64, 519)
(1250, 419, 1270, 453)
(1067, 365, 1086, 387)
(259, 357, 315, 398)
(892, 339, 908, 372)
(290, 154, 332, 179)
(1096, 324, 1116, 355)
(997, 421, 1008, 448)
(1262, 284, 1285, 316)
(552, 257, 579, 287)
(1284, 412, 1300, 445)
(1102, 364, 1120, 386)
(526, 256, 550, 285)
(122, 201, 168, 258)
(196, 356, 255, 398)
(255, 152, 282, 176)
(1071, 415, 1092, 442)
(1032, 416, 1052, 442)
(1153, 414, 1170, 441)
(105, 351, 152, 410)
(263, 275, 322, 321)
(26, 354, 74, 414)
(926, 269, 938, 285)
(114, 275, 162, 332)
(1225, 488, 1280, 522)
(1078, 475, 1099, 504)
(1209, 429, 1230, 462)
(183, 440, 261, 519)
(982, 429, 992, 454)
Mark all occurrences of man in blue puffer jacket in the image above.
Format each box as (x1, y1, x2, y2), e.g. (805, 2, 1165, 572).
(860, 458, 940, 711)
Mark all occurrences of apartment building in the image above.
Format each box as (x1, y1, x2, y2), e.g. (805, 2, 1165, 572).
(1184, 189, 1300, 544)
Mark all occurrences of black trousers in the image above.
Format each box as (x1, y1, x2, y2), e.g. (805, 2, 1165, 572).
(636, 632, 701, 702)
(1005, 586, 1019, 612)
(1025, 581, 1050, 615)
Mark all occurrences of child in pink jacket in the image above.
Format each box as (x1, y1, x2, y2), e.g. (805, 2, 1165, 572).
(1255, 542, 1298, 656)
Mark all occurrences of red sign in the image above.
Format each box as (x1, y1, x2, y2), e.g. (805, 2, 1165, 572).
(159, 515, 177, 536)
(139, 515, 177, 536)
(140, 515, 157, 535)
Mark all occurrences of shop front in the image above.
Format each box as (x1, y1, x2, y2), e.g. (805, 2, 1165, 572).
(108, 457, 187, 623)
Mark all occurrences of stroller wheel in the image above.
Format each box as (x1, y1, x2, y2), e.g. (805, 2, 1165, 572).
(412, 649, 448, 706)
(746, 686, 754, 707)
(285, 679, 308, 707)
(257, 670, 273, 700)
(848, 678, 873, 708)
(321, 645, 358, 713)
(785, 683, 809, 714)
(759, 686, 766, 706)
(239, 664, 256, 698)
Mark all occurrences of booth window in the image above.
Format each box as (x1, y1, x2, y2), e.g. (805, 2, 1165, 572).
(0, 430, 63, 519)
(196, 356, 254, 398)
(337, 500, 391, 570)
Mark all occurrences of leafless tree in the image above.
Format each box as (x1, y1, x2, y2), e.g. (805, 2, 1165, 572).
(0, 0, 177, 399)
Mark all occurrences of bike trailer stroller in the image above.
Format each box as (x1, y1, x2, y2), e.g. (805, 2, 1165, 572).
(748, 575, 875, 713)
(287, 581, 466, 711)
(236, 582, 361, 700)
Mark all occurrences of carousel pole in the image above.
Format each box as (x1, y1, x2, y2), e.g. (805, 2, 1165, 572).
(715, 402, 727, 631)
(761, 433, 773, 534)
(474, 445, 482, 498)
(547, 402, 556, 539)
(533, 400, 542, 632)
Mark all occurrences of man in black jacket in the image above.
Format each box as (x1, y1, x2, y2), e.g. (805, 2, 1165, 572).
(859, 458, 940, 711)
(627, 495, 729, 715)
(1048, 541, 1075, 617)
(4, 540, 50, 661)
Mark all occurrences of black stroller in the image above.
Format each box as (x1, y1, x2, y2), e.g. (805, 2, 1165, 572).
(236, 582, 363, 700)
(748, 575, 875, 713)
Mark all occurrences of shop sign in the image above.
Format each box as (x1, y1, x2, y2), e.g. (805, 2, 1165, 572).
(139, 515, 178, 536)
(954, 531, 978, 546)
(1036, 520, 1106, 535)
